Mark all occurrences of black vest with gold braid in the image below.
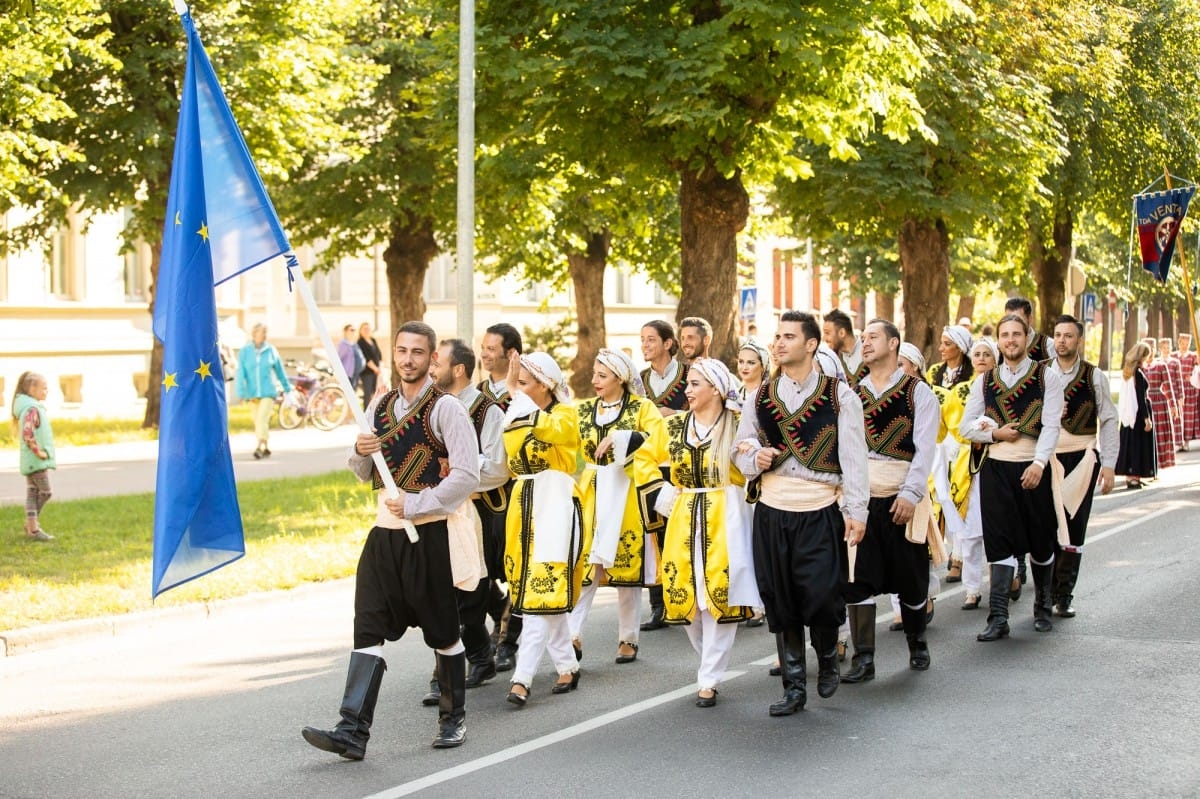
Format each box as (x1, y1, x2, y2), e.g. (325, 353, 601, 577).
(466, 392, 495, 442)
(641, 363, 690, 411)
(1058, 361, 1098, 437)
(754, 374, 842, 474)
(371, 385, 449, 492)
(1027, 332, 1048, 363)
(468, 388, 512, 514)
(477, 380, 511, 411)
(982, 362, 1046, 438)
(856, 373, 918, 461)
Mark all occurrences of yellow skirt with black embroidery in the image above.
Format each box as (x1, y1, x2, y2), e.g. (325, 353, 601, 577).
(504, 479, 586, 614)
(661, 489, 750, 624)
(578, 468, 657, 587)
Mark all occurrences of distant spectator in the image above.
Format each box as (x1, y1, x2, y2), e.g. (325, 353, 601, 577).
(337, 324, 366, 391)
(357, 322, 383, 410)
(11, 371, 55, 541)
(235, 323, 290, 459)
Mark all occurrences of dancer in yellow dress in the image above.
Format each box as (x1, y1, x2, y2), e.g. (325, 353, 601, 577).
(656, 358, 761, 707)
(569, 349, 669, 665)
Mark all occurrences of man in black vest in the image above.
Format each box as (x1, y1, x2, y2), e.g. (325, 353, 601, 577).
(841, 320, 939, 682)
(734, 310, 868, 716)
(1047, 315, 1118, 618)
(302, 322, 480, 759)
(960, 314, 1064, 641)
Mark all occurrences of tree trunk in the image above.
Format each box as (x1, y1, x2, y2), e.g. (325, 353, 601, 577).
(1124, 301, 1140, 354)
(142, 240, 164, 429)
(383, 214, 439, 386)
(677, 160, 749, 365)
(898, 216, 950, 364)
(874, 290, 896, 323)
(567, 230, 610, 399)
(954, 294, 976, 328)
(1028, 208, 1073, 335)
(1147, 297, 1162, 340)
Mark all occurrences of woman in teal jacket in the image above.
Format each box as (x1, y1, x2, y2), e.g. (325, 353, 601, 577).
(235, 323, 290, 458)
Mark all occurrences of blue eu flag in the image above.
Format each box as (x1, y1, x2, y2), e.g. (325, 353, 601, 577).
(151, 10, 291, 598)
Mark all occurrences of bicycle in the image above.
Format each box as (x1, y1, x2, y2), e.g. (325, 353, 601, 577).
(277, 360, 352, 431)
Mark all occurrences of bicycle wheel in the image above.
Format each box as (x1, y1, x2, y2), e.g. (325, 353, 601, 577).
(278, 391, 305, 430)
(310, 386, 350, 430)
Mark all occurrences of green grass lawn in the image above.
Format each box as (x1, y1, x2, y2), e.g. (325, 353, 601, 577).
(1, 403, 258, 448)
(0, 470, 374, 631)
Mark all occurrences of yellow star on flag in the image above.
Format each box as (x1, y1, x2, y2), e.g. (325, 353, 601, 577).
(195, 360, 212, 381)
(163, 372, 179, 391)
(197, 221, 209, 242)
(174, 210, 181, 226)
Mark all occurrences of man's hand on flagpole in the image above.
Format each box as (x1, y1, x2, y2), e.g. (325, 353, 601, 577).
(355, 433, 381, 456)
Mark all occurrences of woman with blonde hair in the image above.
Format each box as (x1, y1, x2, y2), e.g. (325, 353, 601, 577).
(1116, 342, 1156, 489)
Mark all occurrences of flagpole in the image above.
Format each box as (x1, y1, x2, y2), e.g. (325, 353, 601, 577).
(1164, 170, 1200, 350)
(288, 257, 418, 542)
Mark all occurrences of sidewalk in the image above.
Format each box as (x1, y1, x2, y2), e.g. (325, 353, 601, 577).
(0, 424, 358, 505)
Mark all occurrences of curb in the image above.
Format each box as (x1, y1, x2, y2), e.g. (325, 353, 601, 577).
(0, 576, 354, 658)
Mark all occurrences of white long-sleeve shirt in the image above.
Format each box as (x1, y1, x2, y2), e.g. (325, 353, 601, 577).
(454, 383, 510, 493)
(959, 357, 1064, 467)
(857, 367, 939, 505)
(1047, 357, 1120, 469)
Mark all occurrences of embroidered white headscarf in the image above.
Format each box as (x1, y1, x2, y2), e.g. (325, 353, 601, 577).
(898, 342, 926, 375)
(739, 339, 771, 372)
(689, 358, 741, 411)
(971, 337, 999, 364)
(942, 325, 974, 357)
(595, 348, 645, 396)
(520, 352, 571, 404)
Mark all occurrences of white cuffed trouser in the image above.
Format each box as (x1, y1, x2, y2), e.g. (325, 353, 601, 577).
(960, 478, 985, 594)
(512, 614, 577, 687)
(568, 580, 598, 639)
(567, 583, 642, 644)
(684, 608, 738, 691)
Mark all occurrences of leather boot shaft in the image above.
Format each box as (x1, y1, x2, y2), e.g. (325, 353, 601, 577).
(841, 604, 876, 683)
(433, 651, 467, 748)
(978, 564, 1014, 642)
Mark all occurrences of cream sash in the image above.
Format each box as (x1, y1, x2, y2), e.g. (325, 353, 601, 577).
(516, 470, 578, 563)
(374, 493, 444, 538)
(987, 436, 1038, 462)
(680, 485, 763, 608)
(1056, 429, 1098, 521)
(760, 472, 840, 512)
(587, 432, 633, 568)
(447, 501, 485, 590)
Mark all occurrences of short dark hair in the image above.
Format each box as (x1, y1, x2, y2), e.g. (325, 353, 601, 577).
(679, 316, 712, 339)
(485, 323, 522, 355)
(642, 319, 679, 356)
(825, 309, 854, 336)
(996, 313, 1030, 336)
(867, 317, 901, 346)
(439, 338, 476, 376)
(1004, 297, 1034, 318)
(1054, 314, 1084, 337)
(397, 320, 437, 351)
(779, 310, 821, 342)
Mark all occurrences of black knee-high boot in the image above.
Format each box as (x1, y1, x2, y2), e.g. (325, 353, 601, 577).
(810, 625, 840, 698)
(432, 651, 467, 748)
(769, 628, 807, 716)
(899, 602, 931, 670)
(421, 662, 440, 706)
(978, 563, 1015, 642)
(1031, 560, 1054, 633)
(495, 611, 522, 672)
(302, 651, 387, 760)
(641, 584, 667, 630)
(1052, 550, 1081, 617)
(841, 604, 876, 683)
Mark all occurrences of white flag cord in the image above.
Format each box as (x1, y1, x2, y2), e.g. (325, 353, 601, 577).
(288, 258, 417, 542)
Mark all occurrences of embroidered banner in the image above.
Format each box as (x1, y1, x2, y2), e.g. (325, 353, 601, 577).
(1135, 186, 1195, 282)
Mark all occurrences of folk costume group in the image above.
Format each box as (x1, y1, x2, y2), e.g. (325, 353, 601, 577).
(303, 302, 1120, 761)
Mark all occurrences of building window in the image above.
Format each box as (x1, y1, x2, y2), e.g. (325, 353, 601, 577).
(311, 262, 342, 304)
(653, 283, 675, 306)
(613, 270, 632, 305)
(123, 211, 147, 302)
(423, 254, 457, 302)
(49, 226, 74, 299)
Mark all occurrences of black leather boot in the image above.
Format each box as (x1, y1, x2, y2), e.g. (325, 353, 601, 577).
(495, 613, 522, 672)
(302, 651, 387, 760)
(432, 651, 467, 748)
(465, 642, 497, 688)
(641, 585, 667, 631)
(841, 604, 876, 683)
(810, 625, 840, 699)
(769, 628, 807, 716)
(1031, 560, 1054, 633)
(978, 564, 1014, 642)
(900, 603, 931, 671)
(1052, 549, 1081, 617)
(421, 665, 440, 706)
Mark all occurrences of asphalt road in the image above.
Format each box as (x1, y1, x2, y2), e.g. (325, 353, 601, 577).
(1, 456, 1198, 798)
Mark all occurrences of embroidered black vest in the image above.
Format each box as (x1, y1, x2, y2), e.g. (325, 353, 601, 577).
(983, 362, 1046, 438)
(466, 392, 495, 443)
(477, 380, 511, 411)
(856, 374, 918, 461)
(372, 385, 449, 492)
(1059, 361, 1098, 436)
(642, 363, 690, 411)
(754, 374, 841, 474)
(1027, 333, 1048, 363)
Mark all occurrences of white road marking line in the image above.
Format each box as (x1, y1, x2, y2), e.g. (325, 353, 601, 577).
(363, 670, 747, 799)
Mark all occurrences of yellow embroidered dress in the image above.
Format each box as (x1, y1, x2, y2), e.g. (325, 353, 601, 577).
(660, 411, 758, 624)
(576, 394, 669, 587)
(503, 400, 585, 614)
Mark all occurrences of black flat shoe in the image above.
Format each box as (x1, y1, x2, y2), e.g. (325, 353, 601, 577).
(551, 671, 580, 694)
(572, 637, 582, 662)
(695, 688, 718, 708)
(961, 593, 982, 610)
(640, 608, 667, 631)
(614, 641, 639, 664)
(888, 620, 903, 632)
(506, 682, 530, 707)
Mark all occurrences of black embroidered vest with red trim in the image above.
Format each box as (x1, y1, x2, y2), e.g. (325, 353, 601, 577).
(983, 362, 1046, 438)
(641, 363, 690, 411)
(466, 392, 496, 445)
(1059, 361, 1098, 436)
(477, 380, 511, 411)
(1027, 332, 1048, 363)
(856, 374, 918, 461)
(754, 374, 841, 474)
(372, 385, 449, 492)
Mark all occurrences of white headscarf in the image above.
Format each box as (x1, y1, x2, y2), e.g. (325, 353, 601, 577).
(942, 325, 974, 357)
(595, 348, 645, 396)
(971, 337, 999, 364)
(689, 358, 741, 411)
(739, 339, 771, 372)
(520, 352, 571, 404)
(898, 342, 926, 375)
